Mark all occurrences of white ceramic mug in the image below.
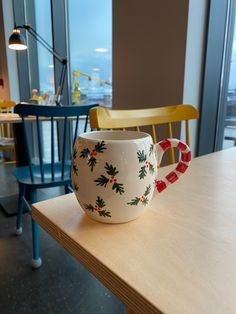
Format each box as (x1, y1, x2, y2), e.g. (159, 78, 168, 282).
(71, 131, 191, 223)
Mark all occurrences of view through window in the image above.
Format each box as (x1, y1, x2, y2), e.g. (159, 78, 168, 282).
(35, 0, 54, 96)
(223, 11, 236, 149)
(34, 0, 58, 162)
(68, 0, 112, 106)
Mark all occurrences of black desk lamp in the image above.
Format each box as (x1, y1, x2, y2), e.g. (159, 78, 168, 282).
(9, 24, 67, 106)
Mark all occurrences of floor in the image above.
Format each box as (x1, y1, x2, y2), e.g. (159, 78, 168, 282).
(0, 164, 125, 314)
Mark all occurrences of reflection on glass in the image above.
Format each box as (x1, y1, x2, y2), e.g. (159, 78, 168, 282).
(68, 0, 112, 106)
(35, 0, 54, 95)
(223, 14, 236, 149)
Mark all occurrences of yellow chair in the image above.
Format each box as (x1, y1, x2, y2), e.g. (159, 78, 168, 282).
(90, 104, 199, 164)
(0, 100, 16, 164)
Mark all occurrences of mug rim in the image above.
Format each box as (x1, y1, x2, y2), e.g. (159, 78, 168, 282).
(79, 130, 152, 142)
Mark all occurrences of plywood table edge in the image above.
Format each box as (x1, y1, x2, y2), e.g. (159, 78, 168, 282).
(32, 205, 163, 314)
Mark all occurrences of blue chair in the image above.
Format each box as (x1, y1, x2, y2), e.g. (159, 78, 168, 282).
(13, 103, 98, 268)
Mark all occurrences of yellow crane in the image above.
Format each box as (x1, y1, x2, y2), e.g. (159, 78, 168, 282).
(72, 70, 111, 104)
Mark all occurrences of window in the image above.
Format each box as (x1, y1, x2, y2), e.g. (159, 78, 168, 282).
(35, 0, 54, 95)
(222, 9, 236, 149)
(68, 0, 112, 106)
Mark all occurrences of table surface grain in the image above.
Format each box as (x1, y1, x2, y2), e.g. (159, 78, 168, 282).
(32, 148, 236, 314)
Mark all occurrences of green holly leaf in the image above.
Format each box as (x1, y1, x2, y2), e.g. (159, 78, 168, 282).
(73, 164, 78, 176)
(80, 148, 90, 159)
(88, 156, 96, 172)
(73, 183, 79, 192)
(94, 175, 109, 187)
(95, 141, 107, 153)
(96, 196, 106, 208)
(127, 197, 140, 206)
(98, 210, 111, 217)
(139, 165, 147, 179)
(84, 204, 94, 212)
(149, 144, 154, 156)
(137, 150, 146, 163)
(144, 184, 151, 196)
(73, 149, 77, 159)
(112, 182, 125, 195)
(104, 162, 119, 176)
(149, 164, 155, 175)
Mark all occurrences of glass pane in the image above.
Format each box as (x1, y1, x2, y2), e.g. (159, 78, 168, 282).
(223, 13, 236, 149)
(68, 0, 112, 106)
(35, 0, 55, 96)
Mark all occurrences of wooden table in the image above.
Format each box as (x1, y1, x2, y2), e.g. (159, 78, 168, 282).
(0, 112, 34, 167)
(0, 112, 22, 123)
(32, 148, 236, 314)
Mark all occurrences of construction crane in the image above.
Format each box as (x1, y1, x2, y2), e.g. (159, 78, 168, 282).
(72, 70, 112, 104)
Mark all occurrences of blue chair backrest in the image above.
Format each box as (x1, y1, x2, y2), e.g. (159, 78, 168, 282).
(14, 103, 98, 183)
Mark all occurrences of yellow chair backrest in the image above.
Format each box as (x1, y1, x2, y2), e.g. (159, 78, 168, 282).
(0, 101, 16, 137)
(0, 100, 16, 112)
(0, 101, 16, 164)
(90, 104, 199, 164)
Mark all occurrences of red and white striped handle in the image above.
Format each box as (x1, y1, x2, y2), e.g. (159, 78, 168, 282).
(155, 138, 191, 193)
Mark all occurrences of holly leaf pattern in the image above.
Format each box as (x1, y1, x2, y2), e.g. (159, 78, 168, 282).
(84, 196, 111, 218)
(149, 144, 154, 156)
(80, 148, 90, 158)
(73, 164, 78, 176)
(127, 197, 140, 206)
(139, 165, 147, 179)
(87, 156, 96, 172)
(79, 142, 106, 172)
(144, 184, 151, 196)
(149, 164, 155, 175)
(73, 183, 79, 192)
(94, 163, 125, 194)
(98, 210, 111, 217)
(137, 150, 147, 162)
(96, 196, 106, 208)
(95, 141, 106, 153)
(127, 185, 151, 206)
(94, 175, 109, 187)
(84, 204, 94, 212)
(73, 149, 77, 159)
(104, 162, 119, 176)
(112, 182, 125, 195)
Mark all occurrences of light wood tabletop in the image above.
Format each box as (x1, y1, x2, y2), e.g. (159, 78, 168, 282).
(32, 147, 236, 314)
(0, 112, 22, 123)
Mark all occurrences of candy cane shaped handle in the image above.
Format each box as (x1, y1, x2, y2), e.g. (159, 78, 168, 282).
(155, 138, 191, 193)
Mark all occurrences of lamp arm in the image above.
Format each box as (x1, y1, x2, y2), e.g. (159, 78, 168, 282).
(56, 62, 67, 99)
(16, 24, 67, 64)
(15, 24, 67, 106)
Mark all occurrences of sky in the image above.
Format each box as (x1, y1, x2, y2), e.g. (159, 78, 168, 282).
(34, 0, 112, 95)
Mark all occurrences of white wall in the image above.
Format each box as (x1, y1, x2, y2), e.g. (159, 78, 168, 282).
(183, 0, 209, 156)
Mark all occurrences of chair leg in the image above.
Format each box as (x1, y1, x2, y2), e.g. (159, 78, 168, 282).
(31, 219, 42, 268)
(15, 183, 26, 235)
(31, 189, 42, 268)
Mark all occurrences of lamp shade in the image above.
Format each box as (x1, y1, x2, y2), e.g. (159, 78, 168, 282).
(8, 29, 27, 50)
